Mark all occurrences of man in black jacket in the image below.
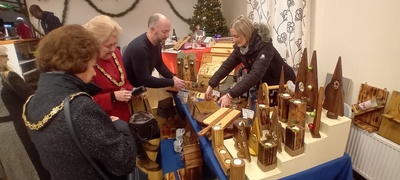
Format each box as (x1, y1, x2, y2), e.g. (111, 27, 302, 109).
(29, 4, 62, 34)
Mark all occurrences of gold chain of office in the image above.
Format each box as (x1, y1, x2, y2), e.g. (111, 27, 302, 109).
(95, 53, 125, 87)
(23, 92, 90, 130)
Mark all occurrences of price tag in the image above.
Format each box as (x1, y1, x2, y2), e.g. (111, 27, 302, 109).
(212, 90, 221, 97)
(242, 108, 254, 119)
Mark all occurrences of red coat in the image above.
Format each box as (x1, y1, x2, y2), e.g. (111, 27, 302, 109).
(92, 49, 133, 122)
(16, 23, 32, 39)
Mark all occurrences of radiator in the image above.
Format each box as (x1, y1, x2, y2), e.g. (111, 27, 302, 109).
(345, 125, 400, 180)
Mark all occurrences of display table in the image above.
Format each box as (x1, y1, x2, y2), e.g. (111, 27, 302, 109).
(172, 94, 352, 180)
(162, 48, 211, 74)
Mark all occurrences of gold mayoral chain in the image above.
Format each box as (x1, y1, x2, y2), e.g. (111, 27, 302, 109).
(96, 53, 125, 87)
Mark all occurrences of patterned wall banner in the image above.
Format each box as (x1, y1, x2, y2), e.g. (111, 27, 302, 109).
(247, 0, 308, 68)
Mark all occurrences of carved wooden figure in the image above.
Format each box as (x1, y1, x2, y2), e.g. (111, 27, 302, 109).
(294, 48, 308, 99)
(304, 50, 318, 112)
(270, 107, 283, 152)
(309, 87, 324, 138)
(248, 103, 262, 156)
(257, 139, 278, 172)
(322, 57, 344, 119)
(235, 121, 251, 162)
(284, 125, 305, 156)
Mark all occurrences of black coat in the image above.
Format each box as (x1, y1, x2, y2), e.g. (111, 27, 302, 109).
(24, 72, 137, 180)
(208, 26, 296, 98)
(0, 71, 51, 179)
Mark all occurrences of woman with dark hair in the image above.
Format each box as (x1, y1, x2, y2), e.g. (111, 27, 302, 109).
(0, 45, 50, 180)
(22, 25, 137, 179)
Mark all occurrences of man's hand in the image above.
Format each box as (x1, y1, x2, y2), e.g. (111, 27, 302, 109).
(114, 89, 132, 102)
(205, 86, 213, 100)
(173, 76, 186, 90)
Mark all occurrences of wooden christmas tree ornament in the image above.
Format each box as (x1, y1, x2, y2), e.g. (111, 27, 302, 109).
(294, 48, 308, 100)
(235, 121, 251, 162)
(322, 57, 344, 119)
(304, 50, 319, 112)
(309, 87, 324, 138)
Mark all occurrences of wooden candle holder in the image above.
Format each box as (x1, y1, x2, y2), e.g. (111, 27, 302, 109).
(284, 125, 305, 157)
(230, 158, 246, 180)
(257, 140, 277, 172)
(278, 93, 292, 123)
(287, 99, 307, 127)
(212, 125, 234, 175)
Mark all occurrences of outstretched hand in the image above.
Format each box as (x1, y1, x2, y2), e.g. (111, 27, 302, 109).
(173, 76, 186, 90)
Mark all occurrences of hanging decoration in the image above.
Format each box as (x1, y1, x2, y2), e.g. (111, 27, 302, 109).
(84, 0, 140, 17)
(166, 0, 191, 25)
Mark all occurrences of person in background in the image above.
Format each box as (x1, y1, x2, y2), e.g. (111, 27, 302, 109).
(205, 15, 296, 107)
(83, 15, 160, 171)
(16, 17, 32, 39)
(123, 13, 186, 89)
(0, 45, 50, 180)
(22, 25, 137, 179)
(29, 4, 62, 34)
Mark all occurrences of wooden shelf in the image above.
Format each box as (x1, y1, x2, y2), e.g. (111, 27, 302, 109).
(22, 68, 38, 76)
(352, 104, 385, 116)
(19, 59, 35, 65)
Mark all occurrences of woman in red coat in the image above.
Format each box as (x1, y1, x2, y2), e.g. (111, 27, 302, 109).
(84, 15, 160, 171)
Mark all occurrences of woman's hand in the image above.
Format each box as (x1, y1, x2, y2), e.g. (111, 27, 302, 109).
(114, 89, 132, 102)
(218, 94, 232, 108)
(205, 86, 214, 100)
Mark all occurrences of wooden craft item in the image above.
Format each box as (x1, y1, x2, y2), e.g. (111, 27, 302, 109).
(278, 93, 292, 123)
(184, 81, 208, 92)
(248, 104, 262, 156)
(304, 50, 318, 112)
(257, 139, 277, 172)
(196, 100, 219, 114)
(182, 143, 203, 180)
(197, 74, 212, 89)
(214, 146, 234, 176)
(270, 107, 283, 152)
(233, 120, 251, 142)
(284, 125, 305, 157)
(258, 104, 271, 130)
(287, 99, 307, 127)
(322, 57, 344, 119)
(198, 108, 240, 136)
(310, 87, 324, 138)
(352, 83, 389, 132)
(187, 95, 196, 117)
(173, 35, 191, 50)
(176, 53, 184, 80)
(256, 83, 270, 105)
(188, 53, 197, 81)
(235, 121, 251, 162)
(294, 48, 308, 99)
(210, 43, 234, 54)
(212, 125, 224, 148)
(230, 158, 246, 180)
(278, 66, 286, 94)
(378, 91, 400, 145)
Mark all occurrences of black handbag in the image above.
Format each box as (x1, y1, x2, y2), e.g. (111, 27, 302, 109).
(63, 94, 147, 180)
(129, 111, 160, 141)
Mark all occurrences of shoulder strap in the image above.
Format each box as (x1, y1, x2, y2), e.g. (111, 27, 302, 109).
(63, 94, 109, 180)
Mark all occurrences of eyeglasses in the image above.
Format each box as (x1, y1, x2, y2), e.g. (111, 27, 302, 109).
(0, 55, 8, 58)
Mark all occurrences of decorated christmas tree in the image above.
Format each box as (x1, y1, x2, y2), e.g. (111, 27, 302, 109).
(189, 0, 229, 37)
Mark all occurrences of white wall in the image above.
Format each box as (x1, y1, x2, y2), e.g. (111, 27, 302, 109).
(221, 0, 247, 26)
(25, 0, 197, 47)
(310, 0, 400, 104)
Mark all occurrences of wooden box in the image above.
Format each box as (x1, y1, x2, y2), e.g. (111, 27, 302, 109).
(378, 91, 400, 145)
(284, 125, 305, 157)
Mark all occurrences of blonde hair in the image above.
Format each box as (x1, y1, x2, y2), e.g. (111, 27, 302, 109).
(0, 62, 11, 78)
(83, 15, 122, 44)
(230, 15, 254, 43)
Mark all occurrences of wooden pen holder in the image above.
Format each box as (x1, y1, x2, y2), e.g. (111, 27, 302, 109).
(230, 158, 246, 180)
(257, 139, 277, 172)
(287, 99, 307, 127)
(284, 125, 305, 157)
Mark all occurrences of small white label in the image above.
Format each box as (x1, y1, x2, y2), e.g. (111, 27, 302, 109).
(212, 90, 221, 97)
(242, 108, 254, 119)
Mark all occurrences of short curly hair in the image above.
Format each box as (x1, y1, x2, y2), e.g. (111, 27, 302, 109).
(36, 24, 100, 74)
